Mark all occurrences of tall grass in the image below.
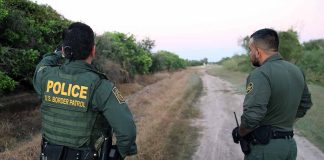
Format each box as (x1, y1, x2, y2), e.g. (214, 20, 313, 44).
(128, 69, 202, 160)
(0, 109, 41, 151)
(164, 73, 202, 159)
(295, 84, 324, 151)
(0, 109, 41, 160)
(206, 65, 247, 93)
(0, 134, 41, 160)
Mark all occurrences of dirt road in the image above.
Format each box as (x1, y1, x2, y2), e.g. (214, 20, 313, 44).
(192, 70, 324, 160)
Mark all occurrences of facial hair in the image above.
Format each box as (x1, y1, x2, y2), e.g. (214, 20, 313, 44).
(251, 53, 261, 67)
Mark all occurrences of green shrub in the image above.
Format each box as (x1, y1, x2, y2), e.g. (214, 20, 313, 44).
(303, 39, 324, 51)
(298, 50, 324, 84)
(0, 0, 8, 21)
(278, 29, 303, 63)
(132, 53, 152, 74)
(0, 71, 17, 94)
(96, 32, 154, 76)
(219, 54, 253, 72)
(150, 50, 187, 72)
(187, 60, 204, 66)
(222, 58, 239, 71)
(0, 0, 70, 90)
(0, 47, 40, 81)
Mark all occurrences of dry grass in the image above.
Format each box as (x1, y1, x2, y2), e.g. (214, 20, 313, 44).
(164, 72, 202, 159)
(0, 69, 201, 160)
(118, 72, 170, 97)
(0, 109, 41, 150)
(0, 134, 41, 160)
(118, 83, 144, 97)
(127, 68, 202, 160)
(134, 72, 171, 86)
(0, 108, 41, 160)
(295, 84, 324, 151)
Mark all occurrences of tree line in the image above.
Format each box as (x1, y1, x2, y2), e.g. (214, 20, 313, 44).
(218, 29, 324, 85)
(0, 0, 206, 95)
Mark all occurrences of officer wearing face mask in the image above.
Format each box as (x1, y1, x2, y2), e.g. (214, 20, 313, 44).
(232, 28, 312, 160)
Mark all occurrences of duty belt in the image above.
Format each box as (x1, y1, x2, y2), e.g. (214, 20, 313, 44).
(250, 130, 294, 145)
(272, 131, 294, 139)
(40, 138, 98, 160)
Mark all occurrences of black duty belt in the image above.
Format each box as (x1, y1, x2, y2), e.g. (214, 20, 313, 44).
(272, 131, 294, 139)
(249, 129, 294, 145)
(41, 139, 97, 160)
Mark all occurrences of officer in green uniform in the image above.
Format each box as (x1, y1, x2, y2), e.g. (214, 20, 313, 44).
(232, 28, 312, 160)
(33, 22, 137, 160)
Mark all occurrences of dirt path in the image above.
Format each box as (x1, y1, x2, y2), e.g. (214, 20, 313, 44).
(192, 70, 324, 160)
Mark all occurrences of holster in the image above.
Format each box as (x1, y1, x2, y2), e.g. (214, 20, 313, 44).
(108, 145, 122, 160)
(236, 126, 272, 155)
(239, 138, 251, 155)
(99, 137, 122, 160)
(249, 125, 272, 145)
(248, 125, 294, 145)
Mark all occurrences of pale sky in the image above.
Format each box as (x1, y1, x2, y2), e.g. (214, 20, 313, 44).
(34, 0, 324, 62)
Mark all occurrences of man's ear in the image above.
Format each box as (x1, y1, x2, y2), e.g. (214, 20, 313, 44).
(91, 45, 96, 57)
(61, 46, 65, 57)
(256, 47, 262, 58)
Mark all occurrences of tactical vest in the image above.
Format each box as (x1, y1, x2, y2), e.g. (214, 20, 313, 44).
(40, 66, 106, 148)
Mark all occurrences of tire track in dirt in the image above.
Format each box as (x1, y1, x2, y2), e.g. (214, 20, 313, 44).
(192, 70, 324, 160)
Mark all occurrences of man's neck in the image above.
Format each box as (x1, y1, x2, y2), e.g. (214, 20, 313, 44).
(85, 57, 92, 64)
(260, 52, 277, 65)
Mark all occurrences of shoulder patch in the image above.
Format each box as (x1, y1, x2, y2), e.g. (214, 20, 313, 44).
(112, 87, 126, 104)
(246, 82, 254, 94)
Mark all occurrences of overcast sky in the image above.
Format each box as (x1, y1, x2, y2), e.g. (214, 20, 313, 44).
(34, 0, 324, 62)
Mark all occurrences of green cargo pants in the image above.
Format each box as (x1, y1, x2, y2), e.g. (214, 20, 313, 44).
(245, 138, 297, 160)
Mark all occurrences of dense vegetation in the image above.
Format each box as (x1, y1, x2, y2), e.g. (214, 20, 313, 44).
(218, 29, 324, 85)
(186, 58, 208, 67)
(0, 0, 201, 94)
(0, 0, 70, 94)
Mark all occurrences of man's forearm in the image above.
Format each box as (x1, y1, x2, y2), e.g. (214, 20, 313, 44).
(38, 51, 64, 67)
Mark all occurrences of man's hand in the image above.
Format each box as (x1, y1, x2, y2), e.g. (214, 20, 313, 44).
(232, 127, 240, 144)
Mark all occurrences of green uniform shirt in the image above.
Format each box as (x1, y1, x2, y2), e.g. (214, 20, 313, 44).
(241, 54, 312, 131)
(33, 52, 137, 157)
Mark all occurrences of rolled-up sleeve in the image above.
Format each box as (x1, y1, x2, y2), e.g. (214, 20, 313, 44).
(241, 71, 271, 129)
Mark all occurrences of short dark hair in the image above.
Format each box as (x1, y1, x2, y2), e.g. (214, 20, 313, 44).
(62, 22, 94, 60)
(250, 28, 279, 52)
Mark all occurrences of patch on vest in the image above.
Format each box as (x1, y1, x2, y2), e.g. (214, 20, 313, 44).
(43, 80, 89, 110)
(112, 87, 126, 104)
(246, 82, 254, 94)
